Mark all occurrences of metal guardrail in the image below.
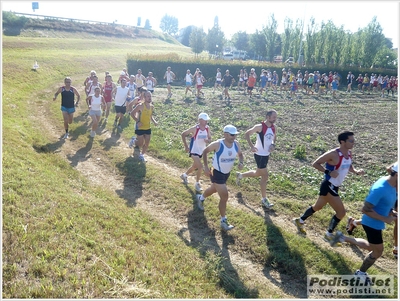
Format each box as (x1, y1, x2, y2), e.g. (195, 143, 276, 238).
(12, 12, 132, 27)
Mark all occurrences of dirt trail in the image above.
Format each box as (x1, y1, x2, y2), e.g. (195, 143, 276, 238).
(33, 87, 397, 298)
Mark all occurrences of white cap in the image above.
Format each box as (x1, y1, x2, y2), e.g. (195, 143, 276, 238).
(120, 71, 125, 75)
(198, 112, 210, 120)
(223, 124, 239, 135)
(392, 162, 398, 173)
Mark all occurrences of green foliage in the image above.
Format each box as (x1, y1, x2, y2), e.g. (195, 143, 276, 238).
(2, 11, 28, 36)
(159, 14, 179, 35)
(293, 144, 306, 159)
(190, 27, 206, 56)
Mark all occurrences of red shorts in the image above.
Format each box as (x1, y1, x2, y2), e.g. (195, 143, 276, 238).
(197, 85, 203, 89)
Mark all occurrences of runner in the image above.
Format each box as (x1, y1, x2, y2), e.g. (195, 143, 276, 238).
(102, 74, 116, 122)
(130, 91, 158, 162)
(293, 131, 365, 244)
(86, 87, 105, 138)
(180, 112, 212, 192)
(111, 78, 130, 130)
(164, 66, 176, 98)
(53, 77, 81, 139)
(329, 163, 397, 278)
(196, 125, 244, 231)
(236, 110, 277, 208)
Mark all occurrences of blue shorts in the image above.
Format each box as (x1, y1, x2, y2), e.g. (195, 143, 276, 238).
(186, 82, 192, 86)
(61, 106, 75, 114)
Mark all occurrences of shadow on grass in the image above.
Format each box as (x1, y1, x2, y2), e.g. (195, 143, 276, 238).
(115, 147, 145, 207)
(263, 213, 308, 298)
(32, 138, 65, 154)
(66, 137, 93, 167)
(101, 129, 123, 151)
(177, 188, 259, 298)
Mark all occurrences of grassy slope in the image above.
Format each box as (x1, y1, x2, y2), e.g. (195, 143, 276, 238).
(2, 30, 398, 298)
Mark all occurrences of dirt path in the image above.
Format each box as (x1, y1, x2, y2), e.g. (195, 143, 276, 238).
(33, 86, 397, 298)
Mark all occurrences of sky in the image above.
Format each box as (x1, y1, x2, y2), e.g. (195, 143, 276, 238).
(1, 0, 399, 49)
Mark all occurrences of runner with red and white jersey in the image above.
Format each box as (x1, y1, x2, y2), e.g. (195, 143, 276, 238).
(293, 131, 365, 244)
(180, 113, 212, 192)
(236, 110, 277, 208)
(102, 74, 116, 122)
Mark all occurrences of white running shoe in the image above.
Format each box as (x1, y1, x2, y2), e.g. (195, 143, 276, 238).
(63, 133, 69, 139)
(236, 172, 242, 186)
(196, 194, 204, 211)
(220, 219, 234, 231)
(90, 130, 96, 138)
(180, 173, 188, 184)
(194, 182, 202, 192)
(128, 136, 136, 148)
(139, 154, 146, 162)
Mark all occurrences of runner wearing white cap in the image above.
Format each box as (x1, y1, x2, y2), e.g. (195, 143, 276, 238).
(180, 113, 212, 192)
(197, 124, 244, 231)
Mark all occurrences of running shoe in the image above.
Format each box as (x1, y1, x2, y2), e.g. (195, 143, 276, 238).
(393, 247, 398, 259)
(139, 154, 146, 162)
(220, 219, 234, 231)
(236, 172, 242, 186)
(194, 182, 202, 192)
(197, 194, 204, 211)
(262, 197, 274, 208)
(63, 133, 69, 139)
(354, 269, 371, 284)
(327, 231, 344, 247)
(293, 218, 306, 234)
(128, 136, 136, 148)
(180, 173, 188, 184)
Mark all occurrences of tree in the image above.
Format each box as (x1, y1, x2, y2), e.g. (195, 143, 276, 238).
(249, 30, 267, 60)
(304, 17, 317, 65)
(180, 26, 195, 47)
(231, 31, 249, 51)
(189, 27, 206, 57)
(2, 11, 28, 36)
(159, 14, 178, 36)
(372, 47, 397, 69)
(206, 24, 225, 55)
(144, 19, 151, 29)
(360, 17, 386, 68)
(262, 14, 279, 62)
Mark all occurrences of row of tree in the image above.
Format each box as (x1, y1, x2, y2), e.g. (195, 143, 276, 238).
(159, 14, 397, 69)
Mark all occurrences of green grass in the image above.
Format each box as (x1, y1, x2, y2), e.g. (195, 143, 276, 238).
(2, 31, 398, 298)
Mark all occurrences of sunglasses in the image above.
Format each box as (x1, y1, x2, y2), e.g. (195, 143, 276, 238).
(225, 132, 237, 137)
(347, 139, 355, 143)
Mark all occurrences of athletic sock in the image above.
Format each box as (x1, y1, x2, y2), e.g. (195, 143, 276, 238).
(300, 206, 315, 221)
(328, 215, 341, 233)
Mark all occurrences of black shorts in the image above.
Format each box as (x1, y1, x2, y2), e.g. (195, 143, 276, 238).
(115, 105, 126, 114)
(254, 154, 269, 169)
(189, 153, 202, 158)
(210, 168, 230, 184)
(362, 224, 383, 245)
(135, 129, 152, 136)
(319, 179, 339, 197)
(247, 86, 254, 91)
